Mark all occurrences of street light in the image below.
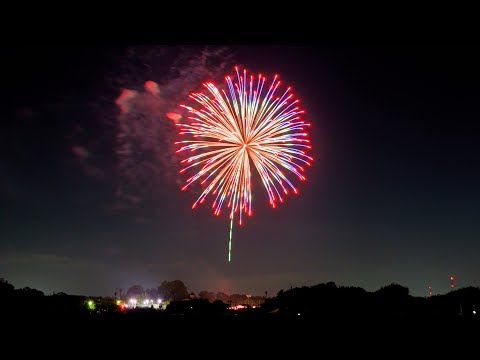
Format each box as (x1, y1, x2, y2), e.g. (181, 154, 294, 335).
(129, 298, 137, 308)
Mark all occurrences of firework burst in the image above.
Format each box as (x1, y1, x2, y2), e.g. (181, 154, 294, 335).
(176, 67, 313, 261)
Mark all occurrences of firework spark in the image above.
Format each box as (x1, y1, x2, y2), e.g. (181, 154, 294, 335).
(176, 67, 313, 261)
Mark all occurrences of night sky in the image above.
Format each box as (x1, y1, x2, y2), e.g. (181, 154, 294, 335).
(1, 44, 479, 298)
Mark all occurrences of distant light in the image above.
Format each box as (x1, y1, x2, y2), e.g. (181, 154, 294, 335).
(297, 313, 301, 316)
(474, 310, 477, 315)
(157, 299, 162, 304)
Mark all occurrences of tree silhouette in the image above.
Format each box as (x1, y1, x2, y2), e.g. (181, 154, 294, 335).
(126, 285, 144, 300)
(158, 280, 189, 302)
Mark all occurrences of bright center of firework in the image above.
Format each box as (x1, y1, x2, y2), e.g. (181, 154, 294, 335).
(177, 67, 313, 227)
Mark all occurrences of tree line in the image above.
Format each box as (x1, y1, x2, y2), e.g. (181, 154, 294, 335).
(1, 277, 479, 324)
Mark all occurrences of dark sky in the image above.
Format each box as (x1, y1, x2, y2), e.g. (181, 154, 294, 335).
(1, 44, 479, 297)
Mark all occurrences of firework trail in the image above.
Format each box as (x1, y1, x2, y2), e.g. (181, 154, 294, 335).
(177, 67, 313, 261)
